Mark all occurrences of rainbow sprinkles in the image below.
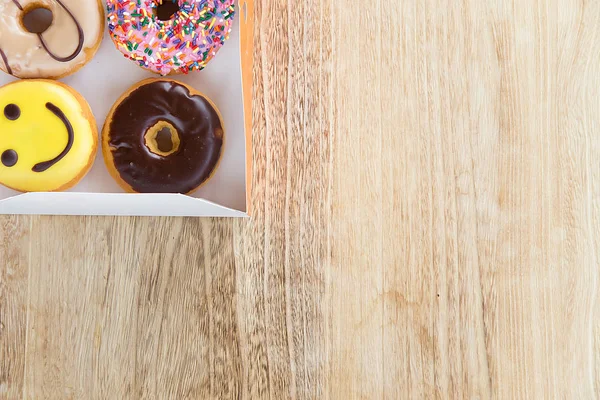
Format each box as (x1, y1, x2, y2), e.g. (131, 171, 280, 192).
(106, 0, 235, 75)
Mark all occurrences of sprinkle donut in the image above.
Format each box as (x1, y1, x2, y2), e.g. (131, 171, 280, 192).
(106, 0, 235, 75)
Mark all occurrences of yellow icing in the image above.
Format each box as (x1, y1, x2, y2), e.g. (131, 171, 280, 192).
(0, 80, 96, 192)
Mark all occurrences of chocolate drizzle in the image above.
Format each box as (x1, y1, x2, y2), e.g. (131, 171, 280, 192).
(37, 0, 84, 62)
(0, 1, 22, 74)
(107, 80, 224, 193)
(0, 48, 12, 75)
(32, 102, 74, 172)
(1, 0, 84, 69)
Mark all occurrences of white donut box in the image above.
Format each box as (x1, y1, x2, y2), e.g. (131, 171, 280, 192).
(0, 0, 253, 217)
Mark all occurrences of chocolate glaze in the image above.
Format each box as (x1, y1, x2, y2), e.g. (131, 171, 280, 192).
(32, 102, 74, 172)
(107, 80, 224, 193)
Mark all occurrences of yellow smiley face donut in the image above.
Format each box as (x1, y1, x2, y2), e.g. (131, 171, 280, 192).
(0, 79, 97, 192)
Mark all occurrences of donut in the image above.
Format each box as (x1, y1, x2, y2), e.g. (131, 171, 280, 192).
(106, 0, 235, 75)
(0, 0, 104, 79)
(0, 80, 98, 192)
(102, 78, 225, 193)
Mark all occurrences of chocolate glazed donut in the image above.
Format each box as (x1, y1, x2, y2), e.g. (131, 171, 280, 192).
(103, 79, 224, 194)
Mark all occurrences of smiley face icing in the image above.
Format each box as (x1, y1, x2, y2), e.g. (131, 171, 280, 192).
(0, 80, 97, 192)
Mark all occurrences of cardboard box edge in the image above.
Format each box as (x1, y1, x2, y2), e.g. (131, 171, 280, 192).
(240, 0, 254, 217)
(0, 192, 249, 217)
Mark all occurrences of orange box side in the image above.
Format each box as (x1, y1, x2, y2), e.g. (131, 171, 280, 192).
(240, 0, 254, 215)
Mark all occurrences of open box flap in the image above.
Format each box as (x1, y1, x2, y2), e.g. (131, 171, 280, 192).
(0, 192, 248, 217)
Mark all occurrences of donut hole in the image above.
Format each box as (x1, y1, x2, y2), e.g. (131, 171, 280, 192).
(156, 128, 174, 152)
(21, 5, 53, 34)
(145, 121, 180, 157)
(155, 1, 180, 21)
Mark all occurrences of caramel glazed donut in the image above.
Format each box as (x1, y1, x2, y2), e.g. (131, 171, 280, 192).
(0, 0, 104, 79)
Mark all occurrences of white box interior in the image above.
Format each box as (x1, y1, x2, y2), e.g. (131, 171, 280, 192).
(0, 9, 248, 217)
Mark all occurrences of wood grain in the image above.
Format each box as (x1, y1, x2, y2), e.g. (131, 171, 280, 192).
(0, 216, 29, 399)
(1, 0, 600, 398)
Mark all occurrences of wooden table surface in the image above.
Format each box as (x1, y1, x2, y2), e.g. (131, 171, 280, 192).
(2, 0, 600, 398)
